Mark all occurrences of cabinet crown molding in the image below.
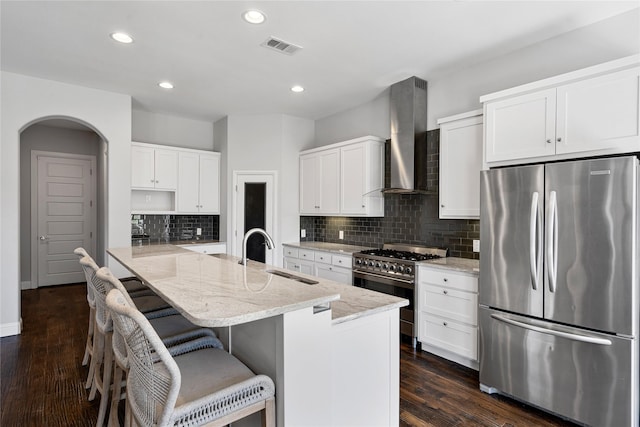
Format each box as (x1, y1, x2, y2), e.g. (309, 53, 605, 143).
(479, 54, 639, 103)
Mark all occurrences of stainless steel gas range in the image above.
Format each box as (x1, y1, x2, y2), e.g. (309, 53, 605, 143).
(352, 243, 448, 345)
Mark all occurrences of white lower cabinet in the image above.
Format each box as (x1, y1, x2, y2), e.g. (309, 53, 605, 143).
(283, 245, 353, 285)
(417, 264, 479, 370)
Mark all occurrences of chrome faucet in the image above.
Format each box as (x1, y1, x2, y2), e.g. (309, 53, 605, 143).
(239, 228, 275, 266)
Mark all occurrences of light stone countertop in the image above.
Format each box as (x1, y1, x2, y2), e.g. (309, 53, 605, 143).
(418, 257, 479, 275)
(283, 241, 374, 254)
(108, 245, 407, 327)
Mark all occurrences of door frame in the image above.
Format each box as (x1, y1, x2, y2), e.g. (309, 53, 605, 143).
(231, 171, 278, 266)
(30, 150, 97, 289)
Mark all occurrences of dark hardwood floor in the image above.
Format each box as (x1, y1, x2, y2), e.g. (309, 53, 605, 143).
(1, 283, 577, 426)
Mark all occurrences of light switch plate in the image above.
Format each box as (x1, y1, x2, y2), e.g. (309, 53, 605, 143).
(473, 240, 480, 252)
(196, 228, 202, 236)
(301, 229, 306, 238)
(339, 230, 344, 240)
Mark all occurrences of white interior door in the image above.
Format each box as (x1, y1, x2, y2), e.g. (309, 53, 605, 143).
(233, 172, 276, 266)
(33, 153, 96, 286)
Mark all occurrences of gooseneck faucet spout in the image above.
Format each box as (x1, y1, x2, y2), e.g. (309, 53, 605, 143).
(239, 228, 275, 266)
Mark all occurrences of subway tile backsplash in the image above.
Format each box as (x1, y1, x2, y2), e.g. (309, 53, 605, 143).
(300, 129, 480, 260)
(131, 214, 219, 241)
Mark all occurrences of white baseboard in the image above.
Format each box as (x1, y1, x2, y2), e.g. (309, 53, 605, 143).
(419, 341, 479, 371)
(21, 280, 35, 290)
(1, 321, 22, 337)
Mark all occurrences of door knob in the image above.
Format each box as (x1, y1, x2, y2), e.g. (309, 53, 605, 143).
(39, 235, 48, 241)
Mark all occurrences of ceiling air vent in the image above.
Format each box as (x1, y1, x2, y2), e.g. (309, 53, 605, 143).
(261, 36, 302, 55)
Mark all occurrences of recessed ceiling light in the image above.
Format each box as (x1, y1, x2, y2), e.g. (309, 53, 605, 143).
(158, 81, 174, 89)
(291, 85, 304, 93)
(242, 9, 266, 24)
(110, 32, 133, 44)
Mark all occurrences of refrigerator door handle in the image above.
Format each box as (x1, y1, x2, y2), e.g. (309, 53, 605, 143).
(547, 190, 558, 292)
(529, 192, 541, 290)
(490, 314, 613, 346)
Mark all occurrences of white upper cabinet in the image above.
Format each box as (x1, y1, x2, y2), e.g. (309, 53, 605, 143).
(484, 89, 556, 163)
(482, 55, 640, 166)
(340, 140, 384, 216)
(300, 136, 385, 217)
(556, 67, 640, 155)
(438, 110, 483, 219)
(177, 151, 220, 214)
(131, 142, 220, 214)
(300, 148, 340, 215)
(131, 143, 178, 190)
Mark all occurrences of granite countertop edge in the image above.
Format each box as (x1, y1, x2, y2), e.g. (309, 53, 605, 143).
(418, 257, 480, 275)
(283, 241, 374, 255)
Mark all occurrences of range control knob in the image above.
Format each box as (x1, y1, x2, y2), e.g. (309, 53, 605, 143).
(382, 263, 389, 270)
(355, 259, 362, 265)
(397, 266, 404, 273)
(375, 262, 382, 268)
(368, 260, 375, 267)
(389, 265, 396, 272)
(405, 266, 413, 275)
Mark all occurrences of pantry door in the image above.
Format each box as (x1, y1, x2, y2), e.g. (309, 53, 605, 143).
(233, 172, 276, 266)
(32, 152, 96, 287)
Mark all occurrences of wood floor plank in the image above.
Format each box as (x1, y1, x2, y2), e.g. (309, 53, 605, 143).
(1, 283, 578, 426)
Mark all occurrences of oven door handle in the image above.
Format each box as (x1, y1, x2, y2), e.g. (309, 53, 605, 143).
(352, 271, 414, 289)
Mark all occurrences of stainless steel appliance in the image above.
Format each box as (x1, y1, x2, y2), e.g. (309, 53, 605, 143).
(353, 243, 448, 343)
(479, 156, 639, 426)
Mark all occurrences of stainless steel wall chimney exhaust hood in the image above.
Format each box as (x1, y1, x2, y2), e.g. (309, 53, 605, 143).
(383, 76, 430, 194)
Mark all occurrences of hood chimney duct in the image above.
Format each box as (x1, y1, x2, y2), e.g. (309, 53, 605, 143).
(384, 76, 429, 194)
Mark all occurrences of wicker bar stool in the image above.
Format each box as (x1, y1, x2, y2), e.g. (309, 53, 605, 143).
(79, 256, 222, 427)
(106, 288, 276, 427)
(73, 246, 156, 391)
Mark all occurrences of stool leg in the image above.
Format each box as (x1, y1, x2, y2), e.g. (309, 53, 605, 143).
(108, 362, 124, 427)
(96, 331, 113, 427)
(83, 307, 95, 366)
(89, 329, 104, 401)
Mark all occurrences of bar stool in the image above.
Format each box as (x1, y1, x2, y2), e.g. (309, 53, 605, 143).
(106, 288, 276, 427)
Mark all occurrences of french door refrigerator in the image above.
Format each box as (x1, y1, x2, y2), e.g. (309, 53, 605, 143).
(479, 156, 639, 427)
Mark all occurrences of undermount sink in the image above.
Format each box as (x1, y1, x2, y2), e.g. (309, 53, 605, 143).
(266, 269, 318, 285)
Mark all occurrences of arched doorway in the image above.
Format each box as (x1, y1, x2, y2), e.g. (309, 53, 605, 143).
(20, 117, 107, 289)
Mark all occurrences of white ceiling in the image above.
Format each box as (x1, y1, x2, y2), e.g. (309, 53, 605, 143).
(1, 1, 637, 123)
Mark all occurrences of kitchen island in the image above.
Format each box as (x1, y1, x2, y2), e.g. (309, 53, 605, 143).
(107, 244, 408, 427)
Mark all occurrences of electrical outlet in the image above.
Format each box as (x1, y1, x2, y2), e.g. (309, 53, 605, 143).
(301, 229, 306, 238)
(339, 230, 344, 240)
(473, 240, 480, 252)
(145, 195, 151, 202)
(196, 228, 202, 236)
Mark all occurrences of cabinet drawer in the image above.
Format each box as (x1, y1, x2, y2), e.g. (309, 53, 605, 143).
(420, 284, 478, 326)
(420, 313, 478, 361)
(283, 246, 299, 258)
(332, 254, 352, 268)
(420, 268, 478, 292)
(298, 249, 315, 261)
(314, 251, 331, 264)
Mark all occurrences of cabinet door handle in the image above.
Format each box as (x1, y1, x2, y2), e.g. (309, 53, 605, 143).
(443, 322, 448, 327)
(443, 278, 448, 282)
(556, 137, 562, 143)
(546, 139, 552, 144)
(443, 290, 448, 295)
(155, 180, 159, 183)
(441, 204, 445, 208)
(150, 179, 155, 183)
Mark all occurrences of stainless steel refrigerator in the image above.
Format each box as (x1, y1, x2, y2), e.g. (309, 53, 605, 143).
(479, 156, 639, 426)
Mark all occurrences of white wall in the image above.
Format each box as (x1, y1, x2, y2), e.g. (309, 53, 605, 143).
(315, 9, 640, 140)
(0, 72, 132, 337)
(132, 109, 214, 150)
(222, 114, 314, 265)
(19, 124, 101, 286)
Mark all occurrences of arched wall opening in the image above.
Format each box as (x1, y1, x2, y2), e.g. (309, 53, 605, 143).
(19, 116, 109, 290)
